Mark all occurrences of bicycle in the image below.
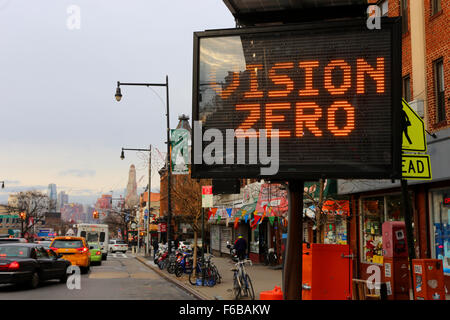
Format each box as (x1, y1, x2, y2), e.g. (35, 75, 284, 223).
(231, 258, 254, 300)
(188, 254, 221, 286)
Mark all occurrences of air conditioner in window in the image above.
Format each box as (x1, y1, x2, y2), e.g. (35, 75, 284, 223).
(408, 99, 424, 118)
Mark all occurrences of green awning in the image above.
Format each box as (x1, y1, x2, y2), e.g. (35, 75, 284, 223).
(304, 179, 337, 200)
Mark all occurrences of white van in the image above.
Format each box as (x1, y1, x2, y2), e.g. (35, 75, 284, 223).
(76, 223, 109, 260)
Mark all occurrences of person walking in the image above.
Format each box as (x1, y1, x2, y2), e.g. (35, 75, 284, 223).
(152, 239, 159, 260)
(234, 235, 247, 261)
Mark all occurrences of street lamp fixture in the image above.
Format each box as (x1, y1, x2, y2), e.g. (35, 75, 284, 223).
(0, 181, 4, 189)
(115, 83, 122, 102)
(114, 76, 173, 253)
(120, 146, 152, 256)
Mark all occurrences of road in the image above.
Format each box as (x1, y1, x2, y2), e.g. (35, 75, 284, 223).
(0, 253, 197, 300)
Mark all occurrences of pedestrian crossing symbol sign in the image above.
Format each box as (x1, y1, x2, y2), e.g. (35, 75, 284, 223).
(401, 99, 427, 152)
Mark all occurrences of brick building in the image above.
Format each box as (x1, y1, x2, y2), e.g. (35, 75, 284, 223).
(340, 0, 449, 290)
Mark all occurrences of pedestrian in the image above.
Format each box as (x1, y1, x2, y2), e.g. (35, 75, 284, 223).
(153, 239, 159, 260)
(234, 235, 247, 261)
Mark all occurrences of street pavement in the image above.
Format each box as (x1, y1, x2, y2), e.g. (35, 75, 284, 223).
(135, 250, 283, 300)
(0, 252, 197, 300)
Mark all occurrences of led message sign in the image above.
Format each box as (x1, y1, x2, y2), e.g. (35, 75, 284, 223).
(192, 18, 402, 179)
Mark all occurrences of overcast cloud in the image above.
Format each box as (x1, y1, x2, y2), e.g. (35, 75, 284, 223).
(0, 0, 235, 204)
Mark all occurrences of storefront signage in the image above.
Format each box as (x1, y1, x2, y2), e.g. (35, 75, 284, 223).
(401, 154, 432, 180)
(192, 18, 402, 179)
(202, 186, 213, 208)
(443, 195, 450, 207)
(158, 223, 167, 233)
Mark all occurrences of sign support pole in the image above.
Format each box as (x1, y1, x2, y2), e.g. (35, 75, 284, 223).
(401, 178, 416, 296)
(283, 180, 304, 300)
(201, 207, 205, 286)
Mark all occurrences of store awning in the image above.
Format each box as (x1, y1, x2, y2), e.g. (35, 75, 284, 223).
(304, 179, 337, 200)
(235, 202, 257, 218)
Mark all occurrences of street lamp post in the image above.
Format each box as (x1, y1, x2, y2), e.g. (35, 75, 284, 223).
(121, 146, 152, 255)
(115, 77, 173, 253)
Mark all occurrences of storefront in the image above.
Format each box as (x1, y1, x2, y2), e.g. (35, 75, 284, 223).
(429, 188, 450, 274)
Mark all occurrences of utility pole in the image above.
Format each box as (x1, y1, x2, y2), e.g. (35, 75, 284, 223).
(146, 144, 152, 256)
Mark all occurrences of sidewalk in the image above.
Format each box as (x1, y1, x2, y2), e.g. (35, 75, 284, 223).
(134, 252, 283, 300)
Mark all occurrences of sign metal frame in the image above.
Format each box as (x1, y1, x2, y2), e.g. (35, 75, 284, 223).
(192, 18, 402, 180)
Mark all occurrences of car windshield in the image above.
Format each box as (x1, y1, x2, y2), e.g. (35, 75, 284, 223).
(51, 240, 83, 248)
(89, 244, 100, 249)
(0, 246, 30, 258)
(116, 240, 126, 244)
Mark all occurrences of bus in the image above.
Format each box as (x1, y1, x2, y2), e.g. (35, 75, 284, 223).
(76, 223, 109, 260)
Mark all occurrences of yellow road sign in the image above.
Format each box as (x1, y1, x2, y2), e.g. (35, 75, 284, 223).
(401, 99, 427, 152)
(402, 154, 432, 180)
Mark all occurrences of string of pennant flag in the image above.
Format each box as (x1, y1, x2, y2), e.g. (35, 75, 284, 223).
(206, 204, 288, 230)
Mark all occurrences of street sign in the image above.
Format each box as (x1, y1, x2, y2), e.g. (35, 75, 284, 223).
(402, 154, 431, 180)
(401, 99, 427, 152)
(192, 18, 402, 180)
(202, 185, 213, 208)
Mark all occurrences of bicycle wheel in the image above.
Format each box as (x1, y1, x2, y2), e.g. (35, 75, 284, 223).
(245, 275, 255, 300)
(175, 264, 183, 277)
(233, 272, 241, 300)
(167, 262, 176, 274)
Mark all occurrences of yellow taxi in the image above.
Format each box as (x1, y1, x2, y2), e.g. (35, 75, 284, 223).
(50, 236, 91, 274)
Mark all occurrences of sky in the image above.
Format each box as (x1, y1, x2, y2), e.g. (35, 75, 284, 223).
(0, 0, 235, 204)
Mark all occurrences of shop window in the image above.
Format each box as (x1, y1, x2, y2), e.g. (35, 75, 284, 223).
(401, 0, 408, 34)
(402, 75, 411, 103)
(250, 226, 259, 254)
(361, 194, 412, 264)
(361, 197, 384, 264)
(434, 58, 446, 123)
(430, 188, 450, 274)
(431, 0, 442, 16)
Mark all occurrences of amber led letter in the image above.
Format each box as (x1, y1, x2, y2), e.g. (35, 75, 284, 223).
(327, 101, 355, 136)
(244, 64, 263, 98)
(295, 102, 323, 137)
(265, 103, 291, 137)
(236, 104, 260, 137)
(324, 60, 352, 95)
(357, 57, 385, 94)
(298, 61, 319, 96)
(268, 62, 294, 98)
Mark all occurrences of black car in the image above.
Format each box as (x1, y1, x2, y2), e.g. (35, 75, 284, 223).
(0, 238, 28, 243)
(0, 243, 71, 289)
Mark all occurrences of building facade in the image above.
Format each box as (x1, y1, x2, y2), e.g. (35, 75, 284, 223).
(340, 0, 449, 288)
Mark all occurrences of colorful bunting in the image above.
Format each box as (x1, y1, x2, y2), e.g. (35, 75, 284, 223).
(244, 214, 249, 223)
(211, 207, 218, 217)
(269, 216, 275, 226)
(207, 210, 213, 220)
(217, 214, 221, 223)
(226, 208, 233, 217)
(234, 217, 239, 229)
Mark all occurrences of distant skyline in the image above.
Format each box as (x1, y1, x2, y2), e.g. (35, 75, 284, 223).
(0, 1, 235, 205)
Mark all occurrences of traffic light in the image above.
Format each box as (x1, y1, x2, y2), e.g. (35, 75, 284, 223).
(93, 211, 99, 219)
(140, 232, 144, 236)
(19, 211, 26, 220)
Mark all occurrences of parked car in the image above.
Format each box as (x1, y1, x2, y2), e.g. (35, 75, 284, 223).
(36, 240, 52, 250)
(50, 236, 91, 274)
(88, 243, 102, 266)
(0, 238, 28, 244)
(0, 243, 71, 289)
(109, 239, 128, 253)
